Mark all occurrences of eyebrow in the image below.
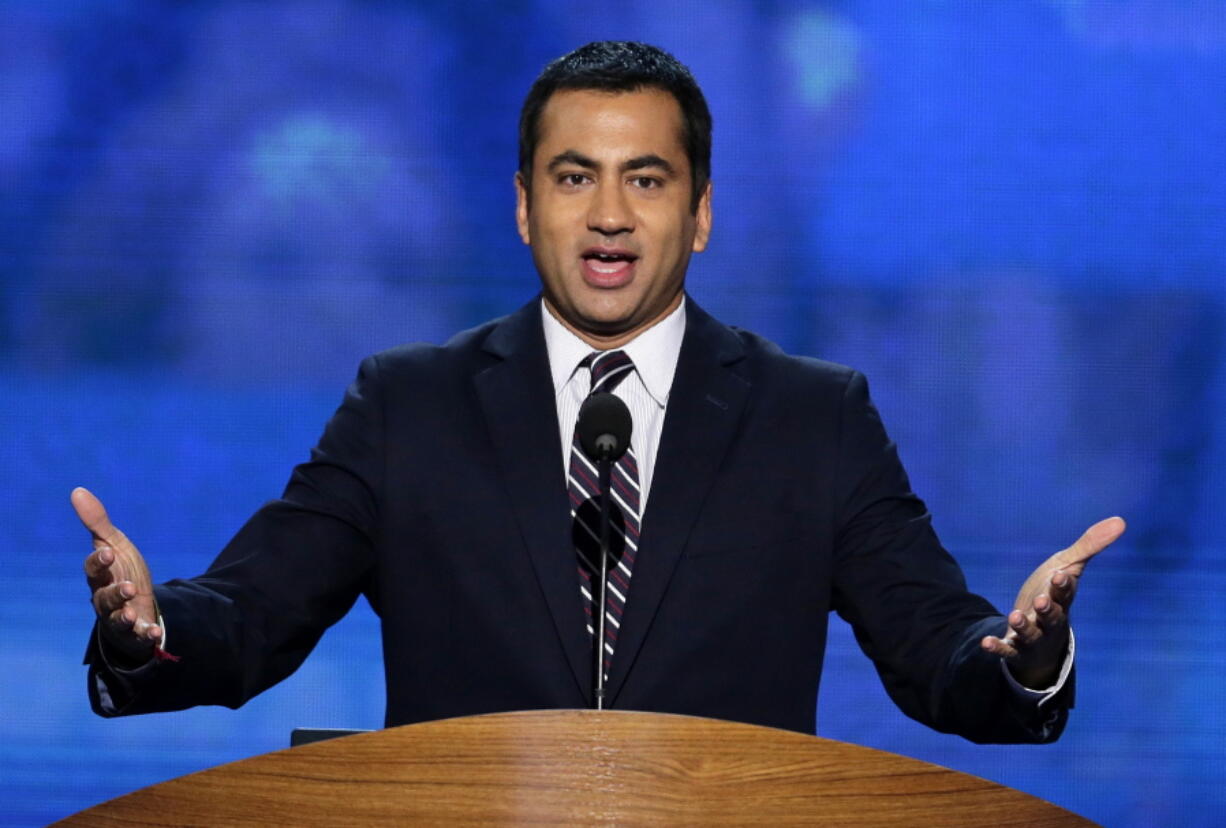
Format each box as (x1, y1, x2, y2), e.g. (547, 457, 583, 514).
(547, 150, 598, 172)
(623, 154, 676, 176)
(546, 150, 677, 177)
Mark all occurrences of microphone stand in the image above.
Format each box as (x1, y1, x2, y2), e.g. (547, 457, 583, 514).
(576, 389, 631, 711)
(593, 452, 613, 710)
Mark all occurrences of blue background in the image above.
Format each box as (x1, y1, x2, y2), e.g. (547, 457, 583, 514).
(2, 1, 1224, 825)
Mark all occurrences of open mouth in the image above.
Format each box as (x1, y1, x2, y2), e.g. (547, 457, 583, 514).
(582, 248, 639, 280)
(583, 250, 638, 265)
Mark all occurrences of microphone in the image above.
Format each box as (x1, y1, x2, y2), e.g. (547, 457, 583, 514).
(575, 391, 632, 710)
(577, 392, 631, 463)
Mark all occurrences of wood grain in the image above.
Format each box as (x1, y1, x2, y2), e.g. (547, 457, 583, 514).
(55, 709, 1096, 826)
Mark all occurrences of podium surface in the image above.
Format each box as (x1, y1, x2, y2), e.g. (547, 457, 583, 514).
(57, 709, 1094, 826)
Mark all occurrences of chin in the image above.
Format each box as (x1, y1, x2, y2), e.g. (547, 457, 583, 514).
(577, 314, 634, 336)
(574, 298, 636, 327)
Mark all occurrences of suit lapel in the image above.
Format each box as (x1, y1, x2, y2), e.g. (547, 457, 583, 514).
(473, 300, 592, 702)
(606, 299, 750, 703)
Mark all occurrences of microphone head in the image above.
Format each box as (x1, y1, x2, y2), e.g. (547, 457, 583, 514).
(577, 392, 632, 462)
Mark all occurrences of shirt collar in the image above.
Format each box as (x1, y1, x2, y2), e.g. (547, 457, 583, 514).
(541, 297, 686, 407)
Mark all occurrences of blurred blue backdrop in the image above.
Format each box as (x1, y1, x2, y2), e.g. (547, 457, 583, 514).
(2, 1, 1223, 825)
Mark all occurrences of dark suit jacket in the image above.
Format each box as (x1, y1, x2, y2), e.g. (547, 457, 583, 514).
(88, 296, 1068, 742)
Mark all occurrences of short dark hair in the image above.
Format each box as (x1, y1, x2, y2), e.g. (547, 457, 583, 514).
(518, 41, 712, 212)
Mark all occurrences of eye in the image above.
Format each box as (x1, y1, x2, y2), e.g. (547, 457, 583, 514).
(629, 176, 662, 189)
(558, 173, 591, 188)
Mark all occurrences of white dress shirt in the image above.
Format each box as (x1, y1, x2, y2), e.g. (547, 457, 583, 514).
(541, 297, 685, 514)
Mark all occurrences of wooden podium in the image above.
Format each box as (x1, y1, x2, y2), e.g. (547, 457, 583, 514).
(56, 710, 1094, 826)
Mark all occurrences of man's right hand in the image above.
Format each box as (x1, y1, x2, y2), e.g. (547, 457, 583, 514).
(74, 487, 162, 666)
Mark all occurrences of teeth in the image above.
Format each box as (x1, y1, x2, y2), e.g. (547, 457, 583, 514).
(588, 256, 630, 275)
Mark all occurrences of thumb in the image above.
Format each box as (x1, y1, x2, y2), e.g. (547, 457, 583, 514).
(71, 487, 122, 548)
(1055, 516, 1126, 573)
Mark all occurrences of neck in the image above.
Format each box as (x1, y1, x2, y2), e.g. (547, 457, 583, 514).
(544, 293, 683, 351)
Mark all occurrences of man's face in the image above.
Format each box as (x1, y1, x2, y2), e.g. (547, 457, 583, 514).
(516, 87, 712, 348)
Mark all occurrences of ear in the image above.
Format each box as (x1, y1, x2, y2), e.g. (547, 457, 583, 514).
(514, 171, 531, 245)
(691, 180, 712, 253)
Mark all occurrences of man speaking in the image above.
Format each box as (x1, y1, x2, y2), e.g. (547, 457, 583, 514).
(77, 41, 1124, 741)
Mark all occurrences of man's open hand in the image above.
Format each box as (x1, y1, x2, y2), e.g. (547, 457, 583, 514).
(75, 487, 162, 665)
(981, 516, 1125, 689)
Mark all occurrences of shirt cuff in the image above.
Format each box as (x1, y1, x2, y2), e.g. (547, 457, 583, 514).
(1000, 627, 1075, 709)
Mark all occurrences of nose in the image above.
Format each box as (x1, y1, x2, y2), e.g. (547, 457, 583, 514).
(587, 180, 634, 236)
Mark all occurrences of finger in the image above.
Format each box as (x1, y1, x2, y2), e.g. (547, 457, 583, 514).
(1054, 516, 1126, 573)
(132, 616, 162, 642)
(105, 603, 159, 638)
(106, 604, 137, 631)
(92, 581, 136, 615)
(1032, 592, 1067, 632)
(1048, 570, 1079, 608)
(84, 545, 117, 587)
(71, 487, 123, 548)
(981, 635, 1018, 659)
(1008, 609, 1042, 647)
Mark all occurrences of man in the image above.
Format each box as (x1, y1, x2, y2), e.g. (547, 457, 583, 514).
(79, 41, 1124, 740)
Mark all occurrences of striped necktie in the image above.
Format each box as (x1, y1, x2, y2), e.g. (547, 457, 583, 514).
(568, 350, 641, 683)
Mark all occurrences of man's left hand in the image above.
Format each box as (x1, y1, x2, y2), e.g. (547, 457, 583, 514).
(981, 516, 1126, 689)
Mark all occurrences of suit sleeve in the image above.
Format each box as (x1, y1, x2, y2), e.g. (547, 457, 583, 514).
(85, 355, 386, 716)
(829, 371, 1071, 743)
